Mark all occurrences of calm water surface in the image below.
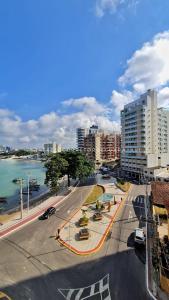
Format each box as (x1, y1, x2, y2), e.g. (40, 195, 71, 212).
(0, 159, 47, 211)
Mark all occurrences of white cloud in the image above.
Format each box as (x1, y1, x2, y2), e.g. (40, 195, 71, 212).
(158, 87, 169, 108)
(0, 97, 120, 148)
(19, 136, 31, 143)
(4, 30, 169, 148)
(63, 97, 106, 114)
(95, 0, 139, 17)
(111, 31, 169, 113)
(119, 31, 169, 92)
(110, 85, 169, 115)
(95, 0, 121, 17)
(0, 109, 14, 117)
(110, 89, 133, 114)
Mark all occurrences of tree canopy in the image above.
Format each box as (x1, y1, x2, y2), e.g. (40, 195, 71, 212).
(14, 149, 34, 156)
(45, 150, 94, 192)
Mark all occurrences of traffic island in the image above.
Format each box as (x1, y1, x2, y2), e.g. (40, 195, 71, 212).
(58, 197, 125, 255)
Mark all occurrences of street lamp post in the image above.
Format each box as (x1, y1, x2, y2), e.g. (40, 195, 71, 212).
(20, 179, 23, 219)
(27, 175, 30, 213)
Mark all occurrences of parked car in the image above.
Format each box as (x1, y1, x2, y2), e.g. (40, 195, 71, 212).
(78, 217, 89, 227)
(93, 212, 102, 221)
(134, 228, 146, 245)
(41, 207, 56, 219)
(102, 174, 111, 179)
(79, 228, 89, 240)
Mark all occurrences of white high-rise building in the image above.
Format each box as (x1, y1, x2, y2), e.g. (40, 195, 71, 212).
(44, 143, 62, 155)
(121, 89, 169, 179)
(77, 128, 89, 151)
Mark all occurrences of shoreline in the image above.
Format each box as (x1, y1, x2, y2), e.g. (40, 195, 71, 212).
(0, 159, 47, 212)
(0, 187, 51, 215)
(0, 157, 43, 163)
(0, 179, 77, 224)
(0, 179, 74, 216)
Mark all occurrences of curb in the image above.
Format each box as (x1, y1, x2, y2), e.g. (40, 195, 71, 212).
(58, 185, 132, 255)
(0, 181, 79, 239)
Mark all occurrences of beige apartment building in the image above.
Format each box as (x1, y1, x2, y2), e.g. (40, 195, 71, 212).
(83, 132, 121, 165)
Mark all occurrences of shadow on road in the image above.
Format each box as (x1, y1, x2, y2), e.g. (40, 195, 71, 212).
(127, 232, 146, 265)
(0, 246, 150, 300)
(127, 232, 135, 248)
(132, 195, 146, 229)
(78, 177, 96, 187)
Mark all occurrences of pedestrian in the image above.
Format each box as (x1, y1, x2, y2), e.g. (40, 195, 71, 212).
(56, 228, 60, 240)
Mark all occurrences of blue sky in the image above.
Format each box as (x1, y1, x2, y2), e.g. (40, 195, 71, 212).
(1, 0, 169, 148)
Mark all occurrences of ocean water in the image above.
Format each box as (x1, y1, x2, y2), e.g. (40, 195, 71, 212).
(0, 159, 47, 211)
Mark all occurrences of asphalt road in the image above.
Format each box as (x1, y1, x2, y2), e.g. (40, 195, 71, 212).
(0, 180, 152, 300)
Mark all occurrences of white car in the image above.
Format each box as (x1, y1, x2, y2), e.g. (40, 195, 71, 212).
(134, 228, 146, 245)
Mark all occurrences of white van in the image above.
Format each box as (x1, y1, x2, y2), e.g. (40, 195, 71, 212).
(134, 228, 146, 245)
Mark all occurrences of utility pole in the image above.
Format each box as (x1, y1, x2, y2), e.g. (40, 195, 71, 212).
(27, 174, 30, 213)
(20, 179, 23, 219)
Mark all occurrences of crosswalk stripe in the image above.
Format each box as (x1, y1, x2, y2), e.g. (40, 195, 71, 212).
(75, 288, 84, 300)
(90, 284, 95, 295)
(58, 274, 111, 300)
(67, 289, 74, 300)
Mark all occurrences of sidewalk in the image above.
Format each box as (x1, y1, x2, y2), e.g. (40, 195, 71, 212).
(0, 181, 78, 239)
(58, 183, 126, 255)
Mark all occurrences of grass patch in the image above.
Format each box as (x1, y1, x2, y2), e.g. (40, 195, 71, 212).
(84, 185, 104, 205)
(116, 180, 131, 192)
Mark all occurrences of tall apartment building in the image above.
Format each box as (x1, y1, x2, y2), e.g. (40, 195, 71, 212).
(100, 133, 121, 161)
(83, 132, 121, 164)
(89, 125, 99, 135)
(44, 142, 62, 155)
(77, 125, 100, 151)
(121, 89, 169, 179)
(77, 128, 89, 151)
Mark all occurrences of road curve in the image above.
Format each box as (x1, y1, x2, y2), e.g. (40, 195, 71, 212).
(0, 181, 151, 300)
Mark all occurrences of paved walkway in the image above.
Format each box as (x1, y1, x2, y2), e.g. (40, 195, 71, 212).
(58, 182, 126, 255)
(0, 181, 78, 239)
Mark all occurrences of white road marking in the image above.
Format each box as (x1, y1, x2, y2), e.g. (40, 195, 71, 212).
(75, 289, 84, 299)
(67, 289, 74, 300)
(58, 274, 111, 300)
(90, 284, 95, 295)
